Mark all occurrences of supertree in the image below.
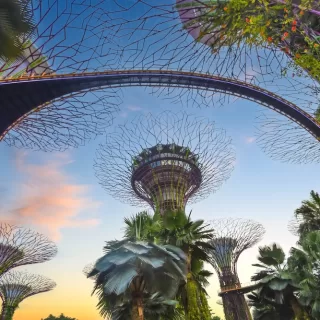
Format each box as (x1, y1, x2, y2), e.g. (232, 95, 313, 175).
(208, 218, 265, 320)
(0, 270, 56, 320)
(0, 0, 121, 151)
(94, 111, 235, 214)
(0, 223, 57, 276)
(100, 1, 320, 85)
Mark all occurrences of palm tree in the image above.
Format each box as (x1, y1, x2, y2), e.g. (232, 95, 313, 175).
(247, 291, 284, 320)
(123, 210, 214, 320)
(87, 236, 187, 320)
(294, 191, 320, 238)
(251, 244, 308, 320)
(287, 231, 320, 319)
(0, 0, 35, 60)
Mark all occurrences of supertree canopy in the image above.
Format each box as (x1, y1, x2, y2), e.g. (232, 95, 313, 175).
(208, 218, 265, 320)
(94, 111, 235, 214)
(0, 270, 56, 320)
(0, 223, 57, 276)
(100, 0, 320, 85)
(0, 0, 121, 151)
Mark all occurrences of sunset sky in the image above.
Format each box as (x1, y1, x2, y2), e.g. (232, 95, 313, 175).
(1, 87, 319, 319)
(1, 0, 320, 319)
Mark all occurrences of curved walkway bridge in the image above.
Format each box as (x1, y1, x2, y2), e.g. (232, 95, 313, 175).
(1, 70, 319, 141)
(218, 282, 261, 296)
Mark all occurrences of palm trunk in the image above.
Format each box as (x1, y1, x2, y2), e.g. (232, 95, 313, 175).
(132, 297, 144, 320)
(290, 296, 309, 320)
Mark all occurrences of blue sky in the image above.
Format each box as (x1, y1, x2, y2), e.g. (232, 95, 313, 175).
(1, 86, 319, 319)
(1, 0, 320, 319)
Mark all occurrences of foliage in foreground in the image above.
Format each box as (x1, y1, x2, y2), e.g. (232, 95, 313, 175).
(248, 191, 320, 319)
(87, 222, 187, 320)
(41, 314, 78, 320)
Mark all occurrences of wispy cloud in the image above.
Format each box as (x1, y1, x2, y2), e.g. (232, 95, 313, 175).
(245, 137, 256, 144)
(127, 105, 142, 112)
(1, 152, 100, 241)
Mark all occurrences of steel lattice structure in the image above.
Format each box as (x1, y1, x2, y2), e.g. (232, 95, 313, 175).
(96, 0, 320, 164)
(83, 263, 97, 280)
(0, 223, 57, 276)
(0, 270, 56, 320)
(99, 1, 320, 89)
(94, 111, 235, 213)
(0, 0, 121, 151)
(208, 218, 265, 320)
(288, 218, 301, 237)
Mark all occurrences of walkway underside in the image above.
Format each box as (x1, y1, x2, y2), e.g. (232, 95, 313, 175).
(219, 283, 261, 296)
(1, 70, 319, 140)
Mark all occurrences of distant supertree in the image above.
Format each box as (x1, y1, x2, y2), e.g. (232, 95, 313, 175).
(0, 0, 121, 151)
(0, 223, 57, 276)
(288, 217, 301, 237)
(208, 218, 265, 320)
(0, 270, 56, 320)
(83, 263, 97, 280)
(94, 111, 235, 214)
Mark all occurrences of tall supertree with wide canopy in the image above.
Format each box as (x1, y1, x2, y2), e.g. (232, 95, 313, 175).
(94, 111, 235, 214)
(208, 218, 265, 320)
(0, 270, 56, 320)
(0, 223, 57, 276)
(0, 0, 121, 151)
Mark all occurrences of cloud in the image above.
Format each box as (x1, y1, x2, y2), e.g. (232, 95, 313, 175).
(245, 137, 256, 144)
(127, 105, 142, 112)
(1, 152, 100, 241)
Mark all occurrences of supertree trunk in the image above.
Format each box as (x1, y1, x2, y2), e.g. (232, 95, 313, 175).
(1, 305, 16, 320)
(222, 293, 252, 320)
(185, 251, 211, 320)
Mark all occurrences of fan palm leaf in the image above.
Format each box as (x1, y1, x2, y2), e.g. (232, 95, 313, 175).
(88, 240, 187, 320)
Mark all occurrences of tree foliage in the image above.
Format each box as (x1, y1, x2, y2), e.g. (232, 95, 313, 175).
(41, 314, 78, 320)
(179, 0, 320, 81)
(0, 0, 35, 60)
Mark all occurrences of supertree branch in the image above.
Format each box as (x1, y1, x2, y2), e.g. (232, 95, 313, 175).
(208, 218, 265, 282)
(0, 223, 57, 275)
(0, 0, 122, 152)
(0, 0, 120, 77)
(94, 111, 235, 212)
(102, 0, 282, 75)
(288, 218, 301, 237)
(2, 87, 121, 152)
(0, 270, 56, 320)
(100, 0, 319, 88)
(255, 110, 320, 164)
(83, 263, 98, 281)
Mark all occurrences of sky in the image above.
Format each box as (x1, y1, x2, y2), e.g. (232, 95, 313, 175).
(1, 88, 319, 320)
(1, 1, 320, 320)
